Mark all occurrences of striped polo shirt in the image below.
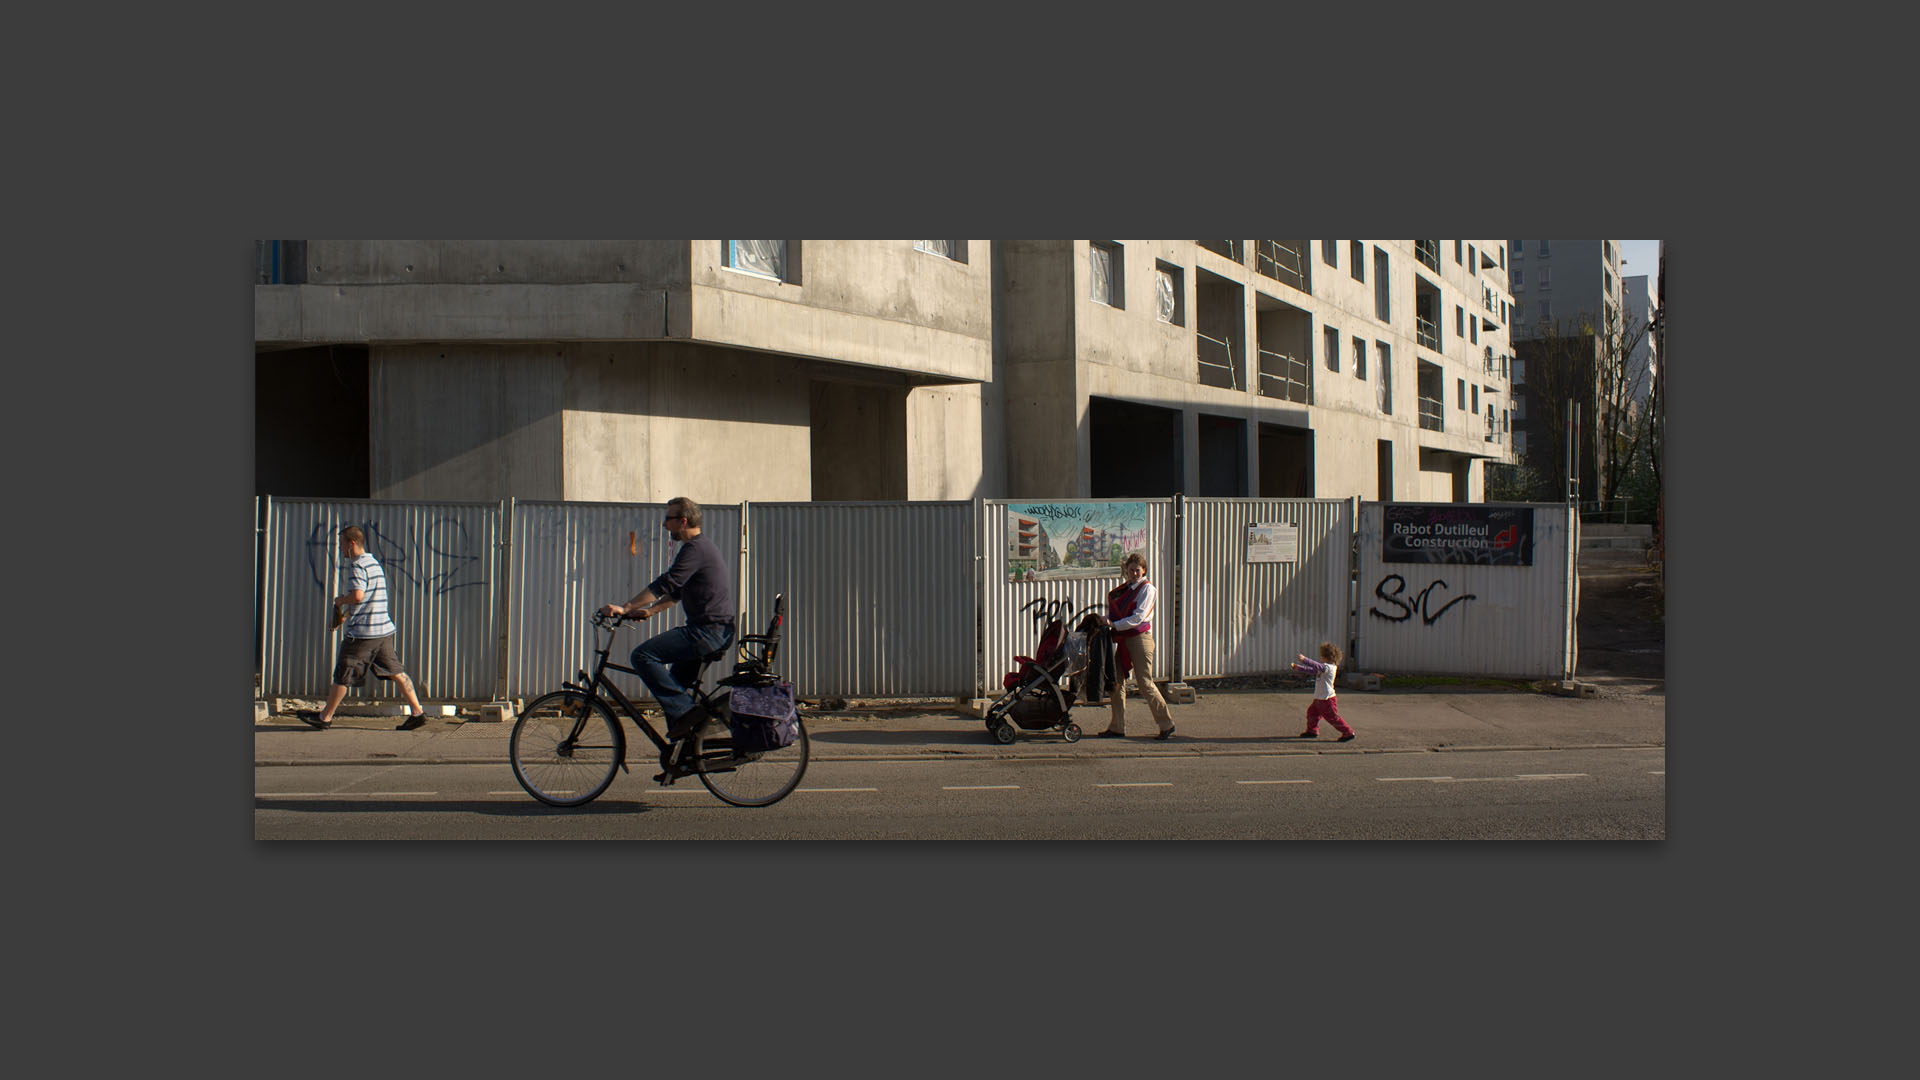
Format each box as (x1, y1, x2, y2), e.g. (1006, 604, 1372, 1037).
(343, 552, 397, 639)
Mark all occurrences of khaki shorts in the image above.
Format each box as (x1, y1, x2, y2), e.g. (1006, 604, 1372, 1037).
(334, 633, 407, 687)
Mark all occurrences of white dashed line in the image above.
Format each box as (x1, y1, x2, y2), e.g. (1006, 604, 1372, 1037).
(796, 788, 879, 793)
(944, 785, 1021, 790)
(1236, 780, 1312, 785)
(1379, 776, 1453, 782)
(1649, 771, 1664, 776)
(1096, 782, 1174, 788)
(1515, 774, 1588, 780)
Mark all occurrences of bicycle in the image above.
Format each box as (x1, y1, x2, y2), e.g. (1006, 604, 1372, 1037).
(509, 595, 808, 808)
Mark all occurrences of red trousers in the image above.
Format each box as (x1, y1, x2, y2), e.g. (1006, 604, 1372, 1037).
(1305, 697, 1353, 736)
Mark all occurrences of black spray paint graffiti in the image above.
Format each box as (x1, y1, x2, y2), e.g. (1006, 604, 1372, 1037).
(306, 518, 490, 601)
(1369, 575, 1477, 626)
(1018, 596, 1106, 634)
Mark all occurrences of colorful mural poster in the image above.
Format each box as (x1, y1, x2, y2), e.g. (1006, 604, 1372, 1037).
(1006, 501, 1149, 582)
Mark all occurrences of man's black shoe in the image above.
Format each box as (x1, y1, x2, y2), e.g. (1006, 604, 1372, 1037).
(666, 706, 708, 741)
(397, 713, 428, 731)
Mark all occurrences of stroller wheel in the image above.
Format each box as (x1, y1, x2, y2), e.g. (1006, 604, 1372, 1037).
(990, 722, 1017, 745)
(1062, 722, 1082, 743)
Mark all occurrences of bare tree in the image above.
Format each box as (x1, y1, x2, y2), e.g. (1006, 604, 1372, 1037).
(1511, 302, 1651, 514)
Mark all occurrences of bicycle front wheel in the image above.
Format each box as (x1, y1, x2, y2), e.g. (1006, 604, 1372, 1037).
(694, 716, 810, 807)
(511, 690, 623, 807)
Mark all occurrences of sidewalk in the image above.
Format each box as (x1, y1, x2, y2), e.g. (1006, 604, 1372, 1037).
(254, 677, 1666, 767)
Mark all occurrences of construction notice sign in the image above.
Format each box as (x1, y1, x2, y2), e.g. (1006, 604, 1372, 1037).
(1247, 523, 1299, 563)
(1384, 505, 1534, 566)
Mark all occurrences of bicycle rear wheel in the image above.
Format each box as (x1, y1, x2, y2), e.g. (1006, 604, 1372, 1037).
(511, 690, 623, 807)
(694, 716, 810, 807)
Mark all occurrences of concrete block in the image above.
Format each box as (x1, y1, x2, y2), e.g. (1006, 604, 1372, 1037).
(966, 699, 991, 719)
(1363, 674, 1384, 691)
(474, 701, 516, 723)
(1163, 682, 1196, 704)
(254, 700, 269, 723)
(1555, 680, 1598, 698)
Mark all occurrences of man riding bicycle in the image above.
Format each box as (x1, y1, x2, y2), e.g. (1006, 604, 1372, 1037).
(599, 496, 735, 741)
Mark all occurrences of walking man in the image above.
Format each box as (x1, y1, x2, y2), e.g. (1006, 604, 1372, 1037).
(299, 525, 429, 730)
(599, 497, 736, 741)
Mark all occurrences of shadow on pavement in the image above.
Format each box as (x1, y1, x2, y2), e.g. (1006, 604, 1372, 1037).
(254, 797, 658, 816)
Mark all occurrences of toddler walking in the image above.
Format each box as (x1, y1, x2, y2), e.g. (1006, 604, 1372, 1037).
(1291, 642, 1355, 742)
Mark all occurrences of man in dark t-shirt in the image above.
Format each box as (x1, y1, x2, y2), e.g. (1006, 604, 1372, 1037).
(601, 496, 737, 739)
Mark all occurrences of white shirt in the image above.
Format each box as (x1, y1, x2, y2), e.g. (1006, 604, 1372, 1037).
(1110, 579, 1156, 633)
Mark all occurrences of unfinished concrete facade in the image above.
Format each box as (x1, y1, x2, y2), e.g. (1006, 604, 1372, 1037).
(254, 240, 1514, 504)
(996, 240, 1516, 502)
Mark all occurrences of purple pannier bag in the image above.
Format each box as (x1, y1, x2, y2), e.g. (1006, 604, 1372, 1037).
(727, 681, 799, 754)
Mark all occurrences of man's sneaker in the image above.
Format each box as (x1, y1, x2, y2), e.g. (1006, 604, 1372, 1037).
(397, 713, 428, 731)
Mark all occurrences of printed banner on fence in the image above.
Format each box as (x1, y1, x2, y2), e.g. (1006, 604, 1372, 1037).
(1006, 501, 1148, 582)
(1383, 505, 1534, 566)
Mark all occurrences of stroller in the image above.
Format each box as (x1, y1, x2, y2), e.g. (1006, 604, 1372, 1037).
(982, 614, 1106, 744)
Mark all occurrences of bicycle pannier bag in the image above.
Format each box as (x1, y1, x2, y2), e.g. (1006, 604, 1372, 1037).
(726, 681, 799, 753)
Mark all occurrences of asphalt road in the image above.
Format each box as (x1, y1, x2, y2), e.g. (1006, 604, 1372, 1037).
(255, 745, 1665, 839)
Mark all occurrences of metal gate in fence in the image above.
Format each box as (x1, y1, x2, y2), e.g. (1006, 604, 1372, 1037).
(1352, 501, 1576, 679)
(1178, 498, 1354, 680)
(981, 500, 1176, 693)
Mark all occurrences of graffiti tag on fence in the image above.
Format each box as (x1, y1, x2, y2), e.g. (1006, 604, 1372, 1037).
(306, 518, 490, 599)
(1368, 574, 1476, 626)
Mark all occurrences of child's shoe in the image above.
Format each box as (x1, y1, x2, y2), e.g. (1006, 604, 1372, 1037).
(1337, 733, 1355, 742)
(1297, 730, 1317, 738)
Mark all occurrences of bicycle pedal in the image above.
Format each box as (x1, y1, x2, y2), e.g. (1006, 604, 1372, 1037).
(653, 771, 675, 786)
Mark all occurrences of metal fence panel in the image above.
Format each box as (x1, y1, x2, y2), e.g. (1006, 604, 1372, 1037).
(507, 500, 742, 703)
(982, 500, 1176, 696)
(743, 501, 976, 698)
(1353, 502, 1575, 679)
(1179, 498, 1354, 679)
(261, 498, 502, 701)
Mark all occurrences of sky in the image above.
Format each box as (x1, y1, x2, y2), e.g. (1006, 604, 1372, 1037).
(1617, 240, 1660, 292)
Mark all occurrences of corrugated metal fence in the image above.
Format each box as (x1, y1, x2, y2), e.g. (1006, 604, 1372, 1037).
(260, 497, 504, 701)
(506, 500, 743, 704)
(1352, 502, 1577, 678)
(981, 500, 1175, 693)
(258, 496, 1578, 703)
(1180, 498, 1355, 680)
(743, 501, 975, 699)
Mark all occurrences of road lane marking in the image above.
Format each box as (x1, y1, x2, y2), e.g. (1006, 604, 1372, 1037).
(1379, 776, 1453, 782)
(1236, 780, 1312, 785)
(359, 792, 438, 797)
(1649, 771, 1664, 776)
(944, 785, 1020, 790)
(796, 787, 879, 793)
(1096, 782, 1174, 788)
(1515, 774, 1588, 780)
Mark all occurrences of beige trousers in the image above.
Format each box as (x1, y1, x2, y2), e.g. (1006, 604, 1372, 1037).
(1105, 632, 1174, 735)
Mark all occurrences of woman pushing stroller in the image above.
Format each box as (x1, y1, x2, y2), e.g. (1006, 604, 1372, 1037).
(1096, 552, 1177, 741)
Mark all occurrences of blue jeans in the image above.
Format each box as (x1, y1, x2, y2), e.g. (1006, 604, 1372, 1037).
(631, 621, 735, 722)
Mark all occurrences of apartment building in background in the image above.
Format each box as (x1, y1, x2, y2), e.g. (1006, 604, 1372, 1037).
(1623, 273, 1657, 412)
(254, 240, 1515, 505)
(1503, 238, 1626, 501)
